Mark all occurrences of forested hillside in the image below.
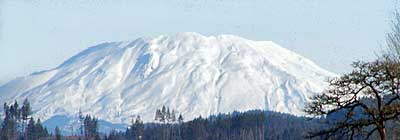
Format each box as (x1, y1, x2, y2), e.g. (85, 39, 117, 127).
(0, 100, 324, 140)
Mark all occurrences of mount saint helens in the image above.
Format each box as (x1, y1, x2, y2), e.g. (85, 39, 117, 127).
(0, 32, 335, 124)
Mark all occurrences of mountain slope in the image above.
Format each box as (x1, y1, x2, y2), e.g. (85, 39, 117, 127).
(0, 32, 335, 123)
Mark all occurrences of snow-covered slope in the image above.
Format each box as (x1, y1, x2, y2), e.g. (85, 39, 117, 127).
(0, 32, 335, 124)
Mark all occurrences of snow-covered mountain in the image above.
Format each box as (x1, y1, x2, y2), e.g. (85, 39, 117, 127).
(0, 32, 335, 124)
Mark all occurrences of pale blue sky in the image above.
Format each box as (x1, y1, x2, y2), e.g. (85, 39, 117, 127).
(0, 0, 397, 84)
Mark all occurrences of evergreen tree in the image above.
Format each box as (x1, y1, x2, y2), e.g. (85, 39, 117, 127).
(79, 109, 84, 136)
(83, 115, 99, 138)
(35, 119, 48, 138)
(21, 99, 31, 122)
(155, 109, 161, 122)
(1, 102, 18, 140)
(1, 114, 17, 140)
(135, 116, 144, 140)
(3, 103, 9, 118)
(21, 98, 31, 137)
(26, 118, 36, 140)
(12, 101, 20, 120)
(166, 108, 171, 122)
(178, 114, 184, 124)
(161, 106, 167, 123)
(55, 126, 62, 140)
(1, 100, 49, 140)
(171, 110, 176, 122)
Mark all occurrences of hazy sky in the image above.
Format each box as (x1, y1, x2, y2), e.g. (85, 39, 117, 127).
(0, 0, 397, 84)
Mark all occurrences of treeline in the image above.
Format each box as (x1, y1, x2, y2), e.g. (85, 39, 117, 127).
(105, 111, 266, 140)
(0, 100, 325, 140)
(154, 106, 183, 123)
(0, 99, 102, 140)
(81, 114, 100, 139)
(104, 111, 324, 140)
(0, 99, 49, 140)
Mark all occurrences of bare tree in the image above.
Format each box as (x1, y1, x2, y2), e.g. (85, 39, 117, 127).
(305, 59, 400, 140)
(385, 12, 400, 61)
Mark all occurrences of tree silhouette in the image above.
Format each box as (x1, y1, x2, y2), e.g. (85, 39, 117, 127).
(55, 126, 62, 140)
(386, 12, 400, 61)
(305, 59, 400, 140)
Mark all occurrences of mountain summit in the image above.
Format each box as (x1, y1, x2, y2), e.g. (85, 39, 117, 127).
(0, 32, 335, 123)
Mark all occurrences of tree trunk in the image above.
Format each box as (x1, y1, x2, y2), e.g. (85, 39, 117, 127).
(378, 121, 386, 140)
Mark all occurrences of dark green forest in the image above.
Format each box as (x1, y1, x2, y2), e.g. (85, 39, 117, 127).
(0, 99, 326, 140)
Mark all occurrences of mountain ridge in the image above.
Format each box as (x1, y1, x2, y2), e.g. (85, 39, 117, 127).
(0, 32, 335, 124)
